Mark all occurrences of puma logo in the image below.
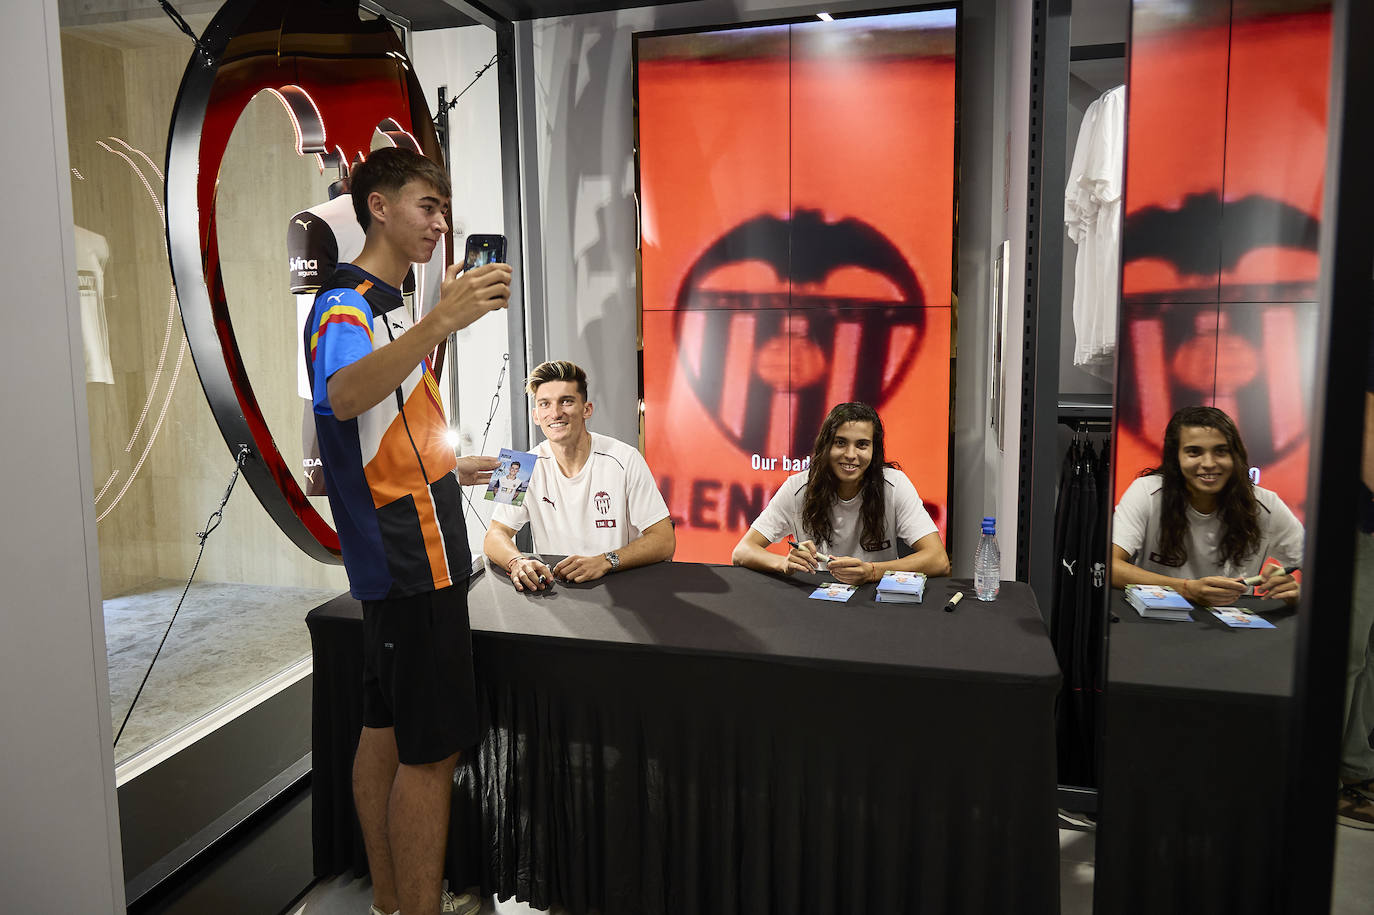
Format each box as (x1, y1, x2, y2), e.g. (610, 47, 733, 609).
(303, 468, 316, 483)
(542, 496, 556, 509)
(1062, 558, 1077, 574)
(294, 218, 312, 229)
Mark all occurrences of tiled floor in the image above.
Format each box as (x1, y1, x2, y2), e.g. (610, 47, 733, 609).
(289, 821, 1374, 915)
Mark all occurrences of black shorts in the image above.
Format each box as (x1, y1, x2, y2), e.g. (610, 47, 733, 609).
(361, 585, 478, 765)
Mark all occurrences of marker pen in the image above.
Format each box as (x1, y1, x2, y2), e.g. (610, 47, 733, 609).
(1238, 564, 1300, 587)
(944, 591, 964, 613)
(786, 538, 832, 563)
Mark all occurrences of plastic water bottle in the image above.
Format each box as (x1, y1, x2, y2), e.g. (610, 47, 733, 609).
(974, 516, 1000, 601)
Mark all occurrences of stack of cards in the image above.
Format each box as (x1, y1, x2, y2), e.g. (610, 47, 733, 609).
(809, 582, 857, 602)
(875, 570, 927, 603)
(1124, 584, 1194, 621)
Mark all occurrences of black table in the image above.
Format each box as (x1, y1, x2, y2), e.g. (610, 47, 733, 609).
(307, 563, 1062, 915)
(1095, 594, 1297, 915)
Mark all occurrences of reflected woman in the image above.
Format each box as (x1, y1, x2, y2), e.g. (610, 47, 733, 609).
(731, 402, 951, 583)
(1111, 405, 1304, 605)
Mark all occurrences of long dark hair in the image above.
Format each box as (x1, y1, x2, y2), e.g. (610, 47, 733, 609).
(801, 403, 895, 551)
(1142, 405, 1260, 568)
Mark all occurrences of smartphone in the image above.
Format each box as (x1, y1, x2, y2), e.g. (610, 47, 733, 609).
(463, 234, 507, 270)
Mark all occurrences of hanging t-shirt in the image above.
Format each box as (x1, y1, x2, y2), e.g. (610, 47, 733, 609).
(491, 432, 670, 556)
(75, 225, 113, 385)
(1112, 475, 1304, 583)
(750, 466, 939, 563)
(1065, 84, 1125, 376)
(308, 264, 469, 600)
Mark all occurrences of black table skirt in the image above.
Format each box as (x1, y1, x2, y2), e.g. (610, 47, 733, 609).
(1095, 595, 1297, 915)
(307, 567, 1061, 915)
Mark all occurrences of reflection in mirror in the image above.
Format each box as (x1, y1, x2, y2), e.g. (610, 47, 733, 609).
(1096, 1, 1335, 912)
(61, 15, 348, 766)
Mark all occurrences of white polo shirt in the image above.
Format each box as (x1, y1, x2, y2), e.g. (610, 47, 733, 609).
(492, 432, 670, 556)
(1112, 475, 1304, 581)
(750, 466, 939, 562)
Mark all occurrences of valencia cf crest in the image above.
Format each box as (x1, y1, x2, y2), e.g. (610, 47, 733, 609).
(673, 210, 926, 460)
(594, 490, 611, 515)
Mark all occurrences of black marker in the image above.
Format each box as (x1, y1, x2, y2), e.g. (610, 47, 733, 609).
(944, 591, 964, 613)
(1238, 564, 1300, 587)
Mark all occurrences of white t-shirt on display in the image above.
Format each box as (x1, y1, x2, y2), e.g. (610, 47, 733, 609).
(1112, 475, 1304, 582)
(750, 466, 939, 563)
(492, 432, 671, 556)
(75, 225, 113, 385)
(1065, 84, 1124, 377)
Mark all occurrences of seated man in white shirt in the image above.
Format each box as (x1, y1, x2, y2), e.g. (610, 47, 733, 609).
(483, 360, 675, 589)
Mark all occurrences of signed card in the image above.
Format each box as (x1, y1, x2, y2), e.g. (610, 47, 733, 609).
(809, 582, 857, 602)
(1211, 607, 1277, 629)
(484, 448, 536, 506)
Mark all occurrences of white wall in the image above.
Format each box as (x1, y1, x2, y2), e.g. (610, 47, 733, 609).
(411, 26, 512, 555)
(513, 0, 1029, 572)
(0, 0, 124, 908)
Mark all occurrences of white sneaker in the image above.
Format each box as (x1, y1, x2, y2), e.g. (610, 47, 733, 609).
(441, 890, 481, 914)
(369, 906, 394, 915)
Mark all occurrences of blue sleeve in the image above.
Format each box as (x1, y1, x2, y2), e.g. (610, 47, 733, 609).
(309, 287, 375, 417)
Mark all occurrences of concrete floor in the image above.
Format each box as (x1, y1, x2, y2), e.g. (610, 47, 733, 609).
(105, 578, 340, 763)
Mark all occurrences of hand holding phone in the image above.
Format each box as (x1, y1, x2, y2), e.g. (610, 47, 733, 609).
(436, 256, 511, 334)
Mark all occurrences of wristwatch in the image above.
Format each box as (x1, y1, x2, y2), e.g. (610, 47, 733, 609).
(604, 551, 621, 571)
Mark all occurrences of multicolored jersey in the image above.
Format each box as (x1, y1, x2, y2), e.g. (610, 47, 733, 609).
(307, 264, 470, 600)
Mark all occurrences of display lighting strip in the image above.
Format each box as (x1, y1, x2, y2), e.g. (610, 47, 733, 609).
(91, 136, 187, 523)
(262, 85, 328, 157)
(97, 139, 176, 454)
(109, 135, 165, 182)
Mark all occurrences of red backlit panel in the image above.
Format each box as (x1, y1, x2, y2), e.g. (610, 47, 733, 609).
(1115, 2, 1330, 521)
(1219, 5, 1330, 301)
(1121, 0, 1230, 302)
(638, 10, 956, 563)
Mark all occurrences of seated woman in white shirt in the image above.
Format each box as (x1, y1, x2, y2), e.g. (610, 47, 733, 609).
(731, 402, 950, 583)
(1112, 405, 1303, 605)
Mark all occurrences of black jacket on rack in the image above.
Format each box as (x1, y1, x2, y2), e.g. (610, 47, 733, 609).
(1051, 434, 1109, 787)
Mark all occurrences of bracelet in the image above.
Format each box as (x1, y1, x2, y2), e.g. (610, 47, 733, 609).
(506, 555, 525, 574)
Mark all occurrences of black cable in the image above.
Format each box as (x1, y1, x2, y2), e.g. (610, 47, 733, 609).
(114, 445, 250, 749)
(158, 0, 213, 61)
(460, 353, 510, 524)
(442, 53, 502, 115)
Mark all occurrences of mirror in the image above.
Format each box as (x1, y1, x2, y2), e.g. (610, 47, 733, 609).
(1092, 1, 1345, 912)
